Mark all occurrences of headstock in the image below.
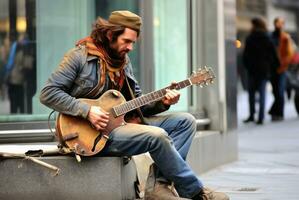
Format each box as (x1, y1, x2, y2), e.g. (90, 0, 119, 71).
(189, 66, 216, 87)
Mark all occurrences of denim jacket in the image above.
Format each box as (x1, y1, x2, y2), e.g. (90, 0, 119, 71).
(40, 45, 169, 118)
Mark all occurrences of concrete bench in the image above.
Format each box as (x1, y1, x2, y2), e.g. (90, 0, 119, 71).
(0, 148, 137, 200)
(0, 128, 237, 200)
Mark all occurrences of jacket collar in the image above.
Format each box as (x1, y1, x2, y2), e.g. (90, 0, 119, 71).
(86, 54, 98, 62)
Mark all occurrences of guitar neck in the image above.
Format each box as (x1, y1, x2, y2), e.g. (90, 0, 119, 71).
(113, 78, 192, 117)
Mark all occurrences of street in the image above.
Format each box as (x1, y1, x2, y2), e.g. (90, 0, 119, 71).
(201, 89, 299, 200)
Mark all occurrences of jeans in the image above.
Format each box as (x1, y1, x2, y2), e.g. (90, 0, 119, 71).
(100, 112, 203, 198)
(247, 77, 267, 121)
(269, 72, 286, 117)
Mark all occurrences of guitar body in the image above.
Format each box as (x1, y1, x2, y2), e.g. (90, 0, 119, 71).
(56, 90, 126, 156)
(55, 67, 215, 157)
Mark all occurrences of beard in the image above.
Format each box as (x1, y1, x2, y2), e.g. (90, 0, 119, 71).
(105, 42, 128, 60)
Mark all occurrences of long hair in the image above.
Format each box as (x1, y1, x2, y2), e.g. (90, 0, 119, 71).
(90, 17, 126, 47)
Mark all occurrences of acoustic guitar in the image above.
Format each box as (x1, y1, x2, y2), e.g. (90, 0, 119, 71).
(56, 67, 215, 156)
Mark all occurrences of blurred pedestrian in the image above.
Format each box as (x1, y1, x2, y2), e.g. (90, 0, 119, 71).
(0, 36, 10, 100)
(269, 17, 295, 121)
(6, 34, 30, 114)
(243, 17, 280, 124)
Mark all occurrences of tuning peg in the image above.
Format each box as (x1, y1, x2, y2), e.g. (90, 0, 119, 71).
(192, 70, 196, 75)
(197, 67, 202, 72)
(205, 81, 209, 86)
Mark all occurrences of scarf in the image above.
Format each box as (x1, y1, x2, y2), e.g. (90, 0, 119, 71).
(76, 36, 126, 93)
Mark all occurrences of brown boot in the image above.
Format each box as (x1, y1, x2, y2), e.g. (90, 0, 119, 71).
(144, 181, 190, 200)
(192, 187, 229, 200)
(144, 164, 189, 200)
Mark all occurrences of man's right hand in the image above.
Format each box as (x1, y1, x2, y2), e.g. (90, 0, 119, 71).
(87, 106, 110, 131)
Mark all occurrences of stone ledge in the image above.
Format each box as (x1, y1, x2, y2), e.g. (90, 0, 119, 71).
(187, 131, 238, 174)
(0, 156, 137, 200)
(0, 130, 238, 200)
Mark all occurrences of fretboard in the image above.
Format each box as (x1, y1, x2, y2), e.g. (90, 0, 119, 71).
(112, 79, 192, 117)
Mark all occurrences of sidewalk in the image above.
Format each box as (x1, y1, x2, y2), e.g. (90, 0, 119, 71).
(200, 90, 299, 200)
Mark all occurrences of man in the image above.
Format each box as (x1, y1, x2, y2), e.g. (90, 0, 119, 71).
(40, 10, 228, 200)
(243, 18, 279, 125)
(269, 17, 294, 121)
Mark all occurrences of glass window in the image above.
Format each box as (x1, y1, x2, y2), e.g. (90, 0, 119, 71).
(0, 0, 36, 119)
(153, 0, 189, 111)
(0, 0, 96, 123)
(34, 0, 96, 117)
(0, 0, 141, 124)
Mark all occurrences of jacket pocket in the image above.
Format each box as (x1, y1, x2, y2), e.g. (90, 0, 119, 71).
(71, 77, 95, 97)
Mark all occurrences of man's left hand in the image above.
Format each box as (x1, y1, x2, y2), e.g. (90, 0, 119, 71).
(162, 89, 180, 106)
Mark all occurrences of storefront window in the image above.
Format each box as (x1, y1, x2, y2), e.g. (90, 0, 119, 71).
(153, 0, 189, 111)
(0, 0, 140, 124)
(0, 0, 36, 118)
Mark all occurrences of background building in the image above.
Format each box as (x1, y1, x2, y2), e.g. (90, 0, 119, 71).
(0, 0, 237, 179)
(236, 0, 299, 92)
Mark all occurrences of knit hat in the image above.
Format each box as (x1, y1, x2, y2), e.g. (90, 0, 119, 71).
(108, 10, 142, 32)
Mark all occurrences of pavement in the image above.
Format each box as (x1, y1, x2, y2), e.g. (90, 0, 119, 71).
(201, 89, 299, 200)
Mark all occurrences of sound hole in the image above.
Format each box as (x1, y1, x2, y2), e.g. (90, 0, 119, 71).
(92, 132, 102, 152)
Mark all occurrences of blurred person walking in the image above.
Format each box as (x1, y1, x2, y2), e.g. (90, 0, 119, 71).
(6, 34, 31, 114)
(0, 36, 10, 100)
(243, 18, 280, 124)
(269, 17, 295, 121)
